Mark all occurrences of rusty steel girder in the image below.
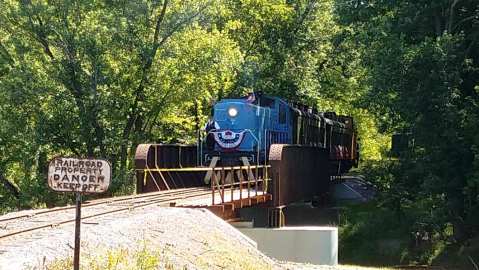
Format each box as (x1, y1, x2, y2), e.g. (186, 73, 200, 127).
(135, 144, 204, 193)
(268, 144, 330, 208)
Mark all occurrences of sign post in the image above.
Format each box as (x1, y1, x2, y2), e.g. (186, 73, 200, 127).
(74, 192, 81, 270)
(47, 157, 111, 270)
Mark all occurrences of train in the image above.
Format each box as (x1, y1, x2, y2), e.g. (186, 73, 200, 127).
(135, 92, 360, 225)
(201, 92, 359, 175)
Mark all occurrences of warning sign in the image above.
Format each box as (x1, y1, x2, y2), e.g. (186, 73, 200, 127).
(48, 157, 111, 193)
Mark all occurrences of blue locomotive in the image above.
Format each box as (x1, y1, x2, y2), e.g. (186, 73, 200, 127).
(203, 92, 359, 174)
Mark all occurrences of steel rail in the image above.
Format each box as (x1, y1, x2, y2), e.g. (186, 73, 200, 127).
(0, 189, 211, 240)
(0, 187, 208, 223)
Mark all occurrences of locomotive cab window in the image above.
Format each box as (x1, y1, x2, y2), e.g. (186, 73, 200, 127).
(259, 96, 275, 108)
(279, 104, 286, 124)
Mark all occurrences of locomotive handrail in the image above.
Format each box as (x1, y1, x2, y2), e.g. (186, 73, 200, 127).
(209, 178, 269, 189)
(136, 165, 270, 172)
(210, 164, 271, 206)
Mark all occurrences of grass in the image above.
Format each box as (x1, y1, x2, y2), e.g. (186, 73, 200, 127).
(339, 266, 399, 270)
(338, 202, 413, 266)
(43, 236, 272, 270)
(45, 244, 172, 270)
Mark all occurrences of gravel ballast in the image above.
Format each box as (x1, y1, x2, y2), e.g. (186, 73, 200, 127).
(0, 205, 355, 270)
(0, 206, 280, 270)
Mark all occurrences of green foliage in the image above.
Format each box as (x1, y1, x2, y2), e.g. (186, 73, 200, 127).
(354, 158, 478, 266)
(336, 0, 479, 248)
(220, 0, 389, 159)
(0, 0, 242, 209)
(4, 0, 477, 266)
(0, 0, 389, 211)
(339, 201, 451, 266)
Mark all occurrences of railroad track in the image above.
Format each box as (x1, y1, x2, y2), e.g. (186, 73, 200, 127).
(0, 187, 211, 241)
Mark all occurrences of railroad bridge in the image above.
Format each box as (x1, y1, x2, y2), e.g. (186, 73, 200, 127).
(0, 144, 332, 247)
(135, 144, 330, 227)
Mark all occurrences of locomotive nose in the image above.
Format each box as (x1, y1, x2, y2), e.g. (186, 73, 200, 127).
(212, 101, 257, 152)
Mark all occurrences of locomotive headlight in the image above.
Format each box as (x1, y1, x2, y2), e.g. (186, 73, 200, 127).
(228, 107, 238, 118)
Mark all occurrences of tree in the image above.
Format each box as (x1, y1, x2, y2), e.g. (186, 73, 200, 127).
(0, 0, 242, 207)
(335, 0, 479, 240)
